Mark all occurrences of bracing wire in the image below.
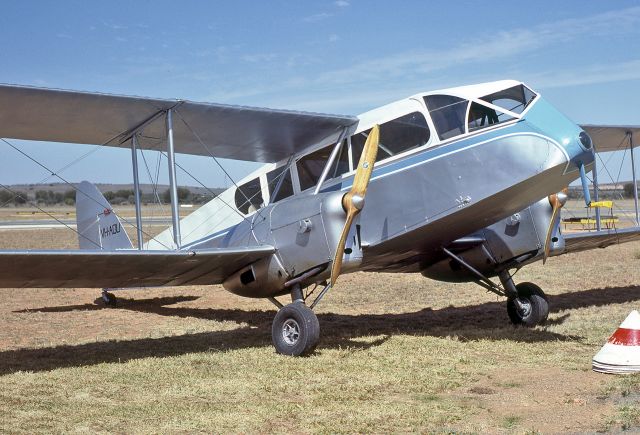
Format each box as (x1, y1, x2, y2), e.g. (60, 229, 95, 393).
(174, 152, 294, 243)
(174, 109, 255, 206)
(0, 137, 173, 250)
(159, 151, 249, 222)
(139, 146, 168, 216)
(593, 138, 637, 225)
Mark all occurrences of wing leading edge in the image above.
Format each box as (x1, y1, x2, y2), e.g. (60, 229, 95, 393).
(0, 84, 358, 163)
(0, 246, 274, 288)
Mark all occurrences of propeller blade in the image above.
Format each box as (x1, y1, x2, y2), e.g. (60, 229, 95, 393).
(330, 125, 380, 286)
(330, 211, 356, 287)
(542, 188, 568, 264)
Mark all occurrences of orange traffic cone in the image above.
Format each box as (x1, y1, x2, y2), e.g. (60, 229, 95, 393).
(593, 310, 640, 374)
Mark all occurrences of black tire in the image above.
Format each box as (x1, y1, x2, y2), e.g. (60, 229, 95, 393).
(507, 282, 548, 327)
(272, 302, 320, 356)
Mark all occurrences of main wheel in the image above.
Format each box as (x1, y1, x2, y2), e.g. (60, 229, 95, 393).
(272, 302, 320, 356)
(507, 282, 549, 327)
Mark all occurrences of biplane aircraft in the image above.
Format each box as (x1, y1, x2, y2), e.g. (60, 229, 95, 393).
(0, 80, 639, 356)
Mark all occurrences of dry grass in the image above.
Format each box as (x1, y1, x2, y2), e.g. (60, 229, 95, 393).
(0, 228, 640, 433)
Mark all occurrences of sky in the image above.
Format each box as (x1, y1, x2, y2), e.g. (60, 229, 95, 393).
(0, 0, 639, 189)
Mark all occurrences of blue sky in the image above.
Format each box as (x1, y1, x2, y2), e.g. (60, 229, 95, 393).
(1, 1, 639, 188)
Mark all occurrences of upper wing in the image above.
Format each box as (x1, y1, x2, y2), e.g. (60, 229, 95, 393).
(0, 246, 274, 288)
(0, 84, 358, 163)
(580, 125, 640, 152)
(563, 227, 640, 254)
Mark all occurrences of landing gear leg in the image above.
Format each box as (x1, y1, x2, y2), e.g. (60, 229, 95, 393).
(271, 284, 320, 356)
(101, 289, 117, 307)
(499, 271, 548, 327)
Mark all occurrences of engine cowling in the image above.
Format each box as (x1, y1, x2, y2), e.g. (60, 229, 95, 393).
(421, 197, 565, 282)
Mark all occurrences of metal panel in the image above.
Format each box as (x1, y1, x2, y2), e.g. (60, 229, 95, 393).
(0, 84, 358, 163)
(482, 204, 542, 263)
(269, 194, 332, 275)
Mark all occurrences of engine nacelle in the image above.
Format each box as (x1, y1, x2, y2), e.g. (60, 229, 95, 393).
(222, 190, 354, 297)
(421, 197, 565, 282)
(222, 254, 289, 297)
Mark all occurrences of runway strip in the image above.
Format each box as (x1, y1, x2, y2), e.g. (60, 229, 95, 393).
(0, 217, 172, 230)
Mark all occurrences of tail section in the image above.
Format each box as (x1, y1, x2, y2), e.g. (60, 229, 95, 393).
(76, 181, 133, 250)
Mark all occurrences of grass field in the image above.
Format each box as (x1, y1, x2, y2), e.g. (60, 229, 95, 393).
(1, 227, 640, 433)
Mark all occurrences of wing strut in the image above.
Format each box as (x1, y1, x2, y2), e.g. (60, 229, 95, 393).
(166, 109, 181, 249)
(629, 132, 639, 225)
(131, 134, 144, 249)
(314, 127, 349, 194)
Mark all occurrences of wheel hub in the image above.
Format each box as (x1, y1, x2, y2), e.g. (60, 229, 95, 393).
(516, 298, 531, 318)
(282, 319, 300, 345)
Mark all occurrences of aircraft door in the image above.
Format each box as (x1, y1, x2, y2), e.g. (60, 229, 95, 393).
(269, 194, 332, 276)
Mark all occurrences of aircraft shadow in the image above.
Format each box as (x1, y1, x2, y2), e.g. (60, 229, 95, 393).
(3, 285, 639, 375)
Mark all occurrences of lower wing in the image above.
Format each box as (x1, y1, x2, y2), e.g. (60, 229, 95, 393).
(563, 227, 640, 254)
(0, 247, 274, 288)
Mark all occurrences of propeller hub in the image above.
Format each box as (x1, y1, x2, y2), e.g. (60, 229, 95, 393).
(351, 194, 365, 211)
(557, 191, 568, 207)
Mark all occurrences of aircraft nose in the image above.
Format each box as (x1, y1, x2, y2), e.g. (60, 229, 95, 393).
(578, 131, 593, 151)
(565, 129, 595, 169)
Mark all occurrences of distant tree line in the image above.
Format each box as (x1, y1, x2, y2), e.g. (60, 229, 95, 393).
(0, 190, 28, 206)
(0, 187, 218, 206)
(567, 183, 640, 200)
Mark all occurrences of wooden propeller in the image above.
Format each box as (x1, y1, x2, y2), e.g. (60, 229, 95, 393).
(330, 125, 380, 287)
(543, 187, 568, 264)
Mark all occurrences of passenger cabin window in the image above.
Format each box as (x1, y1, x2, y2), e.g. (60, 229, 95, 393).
(235, 177, 263, 215)
(351, 112, 430, 167)
(297, 141, 350, 191)
(424, 95, 468, 140)
(267, 166, 294, 203)
(480, 84, 537, 115)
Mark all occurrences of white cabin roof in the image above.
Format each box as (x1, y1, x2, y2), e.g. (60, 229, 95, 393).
(356, 80, 526, 133)
(412, 79, 523, 101)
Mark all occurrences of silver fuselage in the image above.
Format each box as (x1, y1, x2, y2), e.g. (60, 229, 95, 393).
(198, 94, 594, 297)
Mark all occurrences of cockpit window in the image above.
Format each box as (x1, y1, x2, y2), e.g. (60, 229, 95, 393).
(480, 84, 537, 115)
(424, 95, 468, 140)
(467, 101, 516, 133)
(351, 111, 430, 166)
(235, 177, 263, 215)
(267, 166, 294, 203)
(297, 141, 349, 191)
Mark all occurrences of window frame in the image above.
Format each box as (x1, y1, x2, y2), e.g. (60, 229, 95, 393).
(351, 111, 432, 170)
(423, 94, 470, 141)
(266, 164, 297, 205)
(318, 107, 435, 189)
(464, 99, 518, 135)
(295, 139, 351, 193)
(480, 84, 538, 116)
(234, 176, 265, 216)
